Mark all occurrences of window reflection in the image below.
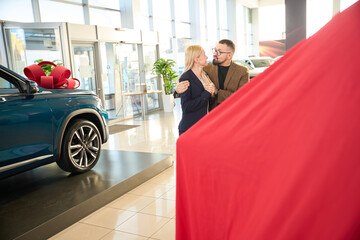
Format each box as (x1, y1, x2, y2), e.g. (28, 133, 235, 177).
(119, 44, 140, 93)
(117, 43, 142, 117)
(5, 28, 62, 76)
(73, 46, 96, 92)
(0, 77, 15, 90)
(100, 43, 124, 120)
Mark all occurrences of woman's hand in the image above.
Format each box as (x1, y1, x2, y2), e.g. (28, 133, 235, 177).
(205, 83, 215, 95)
(205, 83, 216, 96)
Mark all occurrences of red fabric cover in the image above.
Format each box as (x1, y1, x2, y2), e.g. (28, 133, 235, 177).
(176, 2, 360, 240)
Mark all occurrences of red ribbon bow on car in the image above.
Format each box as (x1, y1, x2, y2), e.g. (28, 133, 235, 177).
(24, 61, 80, 89)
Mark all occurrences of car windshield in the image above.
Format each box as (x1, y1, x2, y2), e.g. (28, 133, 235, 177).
(251, 59, 274, 68)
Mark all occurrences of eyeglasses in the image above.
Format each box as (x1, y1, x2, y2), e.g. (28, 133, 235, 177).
(212, 48, 231, 56)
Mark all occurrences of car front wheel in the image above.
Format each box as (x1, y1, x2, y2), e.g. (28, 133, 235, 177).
(57, 119, 102, 173)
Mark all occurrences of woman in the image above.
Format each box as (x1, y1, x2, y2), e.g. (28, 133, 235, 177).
(178, 45, 216, 135)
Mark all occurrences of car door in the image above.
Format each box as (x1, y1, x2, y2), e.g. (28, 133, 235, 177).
(0, 74, 53, 168)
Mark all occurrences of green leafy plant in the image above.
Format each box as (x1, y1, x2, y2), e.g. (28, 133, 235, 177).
(152, 58, 178, 95)
(34, 59, 63, 76)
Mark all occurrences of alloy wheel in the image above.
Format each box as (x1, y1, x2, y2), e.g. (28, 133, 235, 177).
(68, 125, 100, 169)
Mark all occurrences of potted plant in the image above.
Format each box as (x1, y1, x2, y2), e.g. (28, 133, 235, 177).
(152, 58, 178, 112)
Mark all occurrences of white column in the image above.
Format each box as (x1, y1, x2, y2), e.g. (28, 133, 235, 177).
(31, 0, 41, 22)
(333, 0, 341, 15)
(82, 0, 90, 25)
(251, 8, 260, 56)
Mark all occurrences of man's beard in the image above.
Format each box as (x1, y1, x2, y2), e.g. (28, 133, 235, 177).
(213, 57, 224, 65)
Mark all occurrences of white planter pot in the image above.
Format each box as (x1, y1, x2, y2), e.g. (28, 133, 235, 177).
(162, 93, 174, 112)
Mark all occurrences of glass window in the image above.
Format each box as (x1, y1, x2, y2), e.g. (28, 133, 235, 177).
(62, 0, 82, 3)
(206, 0, 217, 45)
(158, 34, 173, 57)
(89, 0, 120, 10)
(39, 0, 85, 24)
(89, 8, 121, 27)
(100, 42, 124, 119)
(174, 0, 190, 22)
(139, 0, 150, 31)
(5, 28, 63, 76)
(176, 23, 191, 38)
(176, 38, 191, 74)
(154, 19, 173, 36)
(140, 0, 149, 16)
(143, 45, 160, 111)
(152, 0, 171, 20)
(340, 0, 358, 11)
(153, 0, 173, 59)
(306, 0, 333, 38)
(146, 93, 159, 110)
(0, 0, 34, 22)
(259, 4, 285, 41)
(139, 16, 150, 30)
(220, 29, 229, 39)
(118, 44, 140, 93)
(219, 0, 228, 30)
(177, 38, 191, 53)
(143, 45, 158, 91)
(73, 46, 97, 92)
(0, 76, 15, 90)
(123, 95, 142, 116)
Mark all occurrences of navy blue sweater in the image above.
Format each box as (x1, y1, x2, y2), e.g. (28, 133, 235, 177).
(178, 70, 212, 133)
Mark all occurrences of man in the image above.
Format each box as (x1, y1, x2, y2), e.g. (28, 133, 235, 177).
(175, 39, 249, 110)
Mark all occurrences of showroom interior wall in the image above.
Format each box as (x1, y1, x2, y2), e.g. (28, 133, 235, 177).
(0, 0, 258, 72)
(0, 0, 357, 63)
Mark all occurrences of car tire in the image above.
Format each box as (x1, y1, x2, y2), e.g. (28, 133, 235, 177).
(57, 119, 102, 173)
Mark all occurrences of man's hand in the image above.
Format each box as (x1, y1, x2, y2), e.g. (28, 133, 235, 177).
(175, 80, 190, 94)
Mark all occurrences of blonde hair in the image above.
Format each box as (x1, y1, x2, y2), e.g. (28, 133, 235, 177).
(183, 45, 212, 85)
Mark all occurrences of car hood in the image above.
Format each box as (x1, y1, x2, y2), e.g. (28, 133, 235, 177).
(249, 67, 267, 77)
(39, 88, 96, 96)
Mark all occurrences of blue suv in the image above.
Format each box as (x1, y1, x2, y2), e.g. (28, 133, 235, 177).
(0, 65, 109, 178)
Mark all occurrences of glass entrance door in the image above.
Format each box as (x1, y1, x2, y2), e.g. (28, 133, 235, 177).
(118, 43, 142, 118)
(143, 45, 160, 111)
(73, 45, 97, 93)
(100, 42, 124, 120)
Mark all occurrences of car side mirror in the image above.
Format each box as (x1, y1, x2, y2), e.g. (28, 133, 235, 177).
(26, 81, 39, 94)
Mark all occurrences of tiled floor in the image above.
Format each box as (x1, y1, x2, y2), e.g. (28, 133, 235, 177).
(49, 99, 182, 240)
